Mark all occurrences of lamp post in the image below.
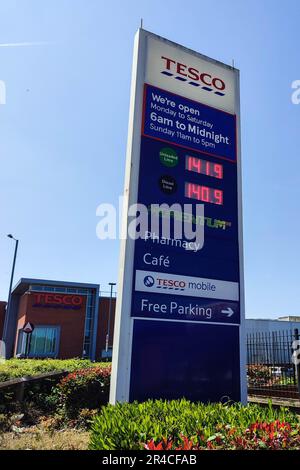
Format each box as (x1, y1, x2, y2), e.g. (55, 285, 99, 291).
(105, 282, 116, 359)
(2, 235, 19, 352)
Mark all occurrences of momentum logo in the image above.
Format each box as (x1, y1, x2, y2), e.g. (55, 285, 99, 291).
(160, 56, 226, 97)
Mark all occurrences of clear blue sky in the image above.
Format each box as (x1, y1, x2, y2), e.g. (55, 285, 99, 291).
(0, 0, 299, 317)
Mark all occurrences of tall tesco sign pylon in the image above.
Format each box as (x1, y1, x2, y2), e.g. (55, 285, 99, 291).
(110, 29, 246, 404)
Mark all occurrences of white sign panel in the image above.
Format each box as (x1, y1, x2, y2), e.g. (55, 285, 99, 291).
(135, 270, 239, 301)
(146, 37, 236, 113)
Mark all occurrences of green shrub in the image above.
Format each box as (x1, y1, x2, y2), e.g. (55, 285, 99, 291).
(0, 358, 108, 383)
(55, 366, 111, 419)
(89, 399, 300, 450)
(0, 359, 111, 417)
(0, 374, 66, 415)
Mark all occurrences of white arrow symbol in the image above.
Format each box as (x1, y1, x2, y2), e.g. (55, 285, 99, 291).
(221, 307, 234, 317)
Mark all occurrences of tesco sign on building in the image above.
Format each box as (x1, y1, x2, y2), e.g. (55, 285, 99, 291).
(32, 293, 84, 309)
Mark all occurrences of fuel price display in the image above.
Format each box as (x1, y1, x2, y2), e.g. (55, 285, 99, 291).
(185, 181, 223, 205)
(186, 155, 223, 179)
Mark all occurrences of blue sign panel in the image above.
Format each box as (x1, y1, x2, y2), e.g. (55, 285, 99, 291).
(131, 84, 239, 322)
(143, 84, 237, 161)
(130, 320, 241, 402)
(132, 292, 239, 324)
(132, 135, 239, 285)
(128, 83, 241, 402)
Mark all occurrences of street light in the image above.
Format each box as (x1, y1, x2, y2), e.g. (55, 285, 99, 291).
(2, 235, 19, 353)
(105, 282, 116, 359)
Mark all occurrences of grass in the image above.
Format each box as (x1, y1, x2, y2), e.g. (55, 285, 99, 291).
(0, 427, 89, 450)
(0, 359, 110, 383)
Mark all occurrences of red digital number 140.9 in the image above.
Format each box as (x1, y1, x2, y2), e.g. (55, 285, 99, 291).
(185, 182, 223, 205)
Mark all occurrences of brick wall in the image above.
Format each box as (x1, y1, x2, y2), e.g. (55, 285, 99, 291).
(14, 291, 87, 358)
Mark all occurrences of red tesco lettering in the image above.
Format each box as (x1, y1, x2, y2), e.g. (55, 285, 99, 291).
(161, 56, 226, 92)
(33, 293, 83, 307)
(157, 278, 186, 289)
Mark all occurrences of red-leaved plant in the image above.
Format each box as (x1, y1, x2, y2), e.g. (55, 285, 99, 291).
(144, 421, 300, 450)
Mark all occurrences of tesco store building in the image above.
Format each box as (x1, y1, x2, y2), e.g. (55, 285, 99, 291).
(1, 278, 116, 360)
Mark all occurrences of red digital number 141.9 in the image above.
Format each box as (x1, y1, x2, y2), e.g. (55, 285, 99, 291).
(186, 156, 223, 179)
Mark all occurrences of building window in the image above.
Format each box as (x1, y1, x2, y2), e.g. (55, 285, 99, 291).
(16, 326, 60, 358)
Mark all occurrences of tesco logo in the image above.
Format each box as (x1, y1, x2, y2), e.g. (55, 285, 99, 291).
(156, 277, 186, 291)
(143, 274, 186, 291)
(143, 275, 155, 287)
(160, 56, 226, 97)
(157, 278, 186, 290)
(33, 293, 84, 309)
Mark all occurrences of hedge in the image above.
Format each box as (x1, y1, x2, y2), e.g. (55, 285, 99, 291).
(55, 366, 111, 418)
(0, 359, 111, 416)
(89, 399, 300, 450)
(0, 358, 109, 383)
